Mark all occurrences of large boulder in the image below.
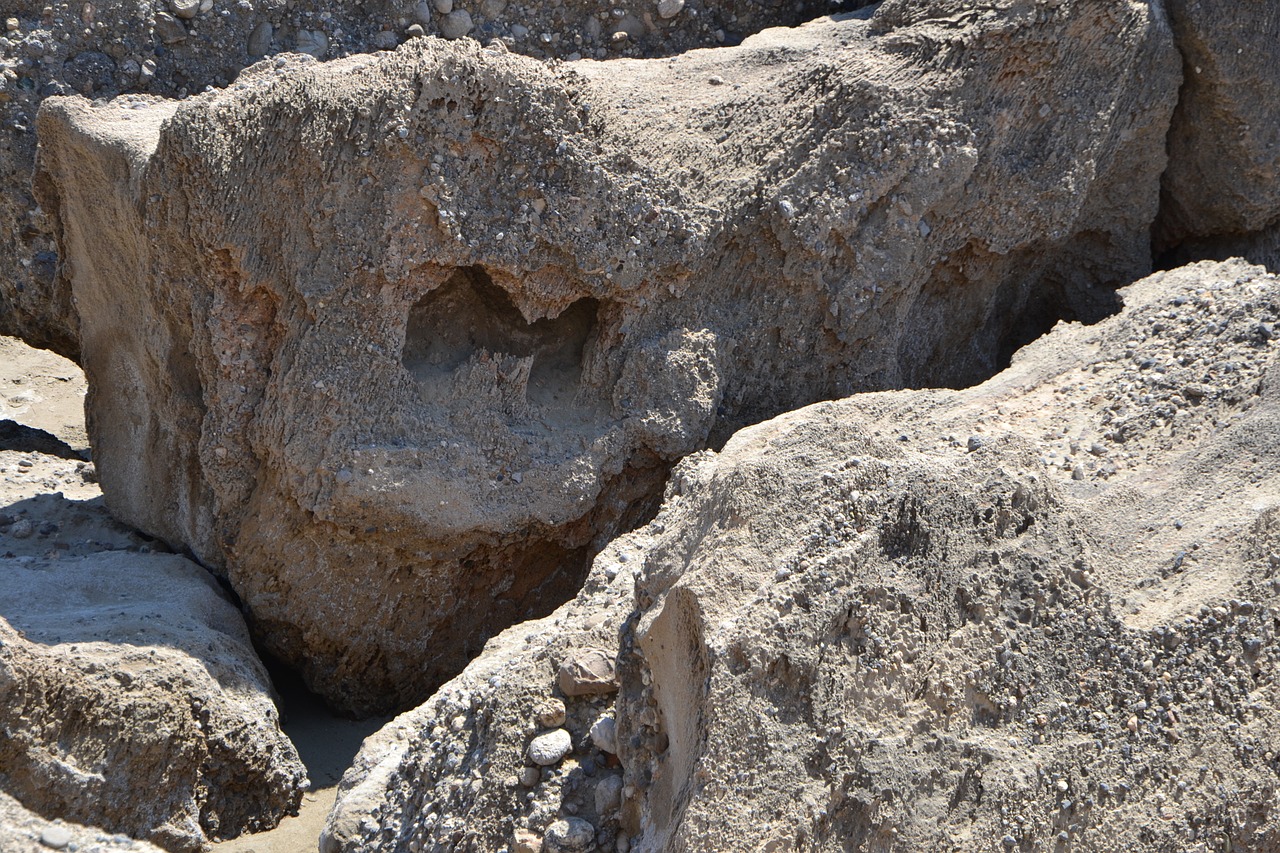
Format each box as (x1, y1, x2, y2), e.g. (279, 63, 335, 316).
(324, 259, 1280, 852)
(0, 0, 847, 360)
(0, 545, 308, 851)
(35, 3, 1182, 712)
(1156, 1, 1280, 257)
(32, 1, 1179, 713)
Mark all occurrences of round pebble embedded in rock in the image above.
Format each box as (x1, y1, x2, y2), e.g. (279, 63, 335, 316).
(590, 713, 617, 754)
(657, 0, 685, 19)
(40, 826, 72, 850)
(557, 647, 618, 696)
(528, 728, 573, 766)
(543, 817, 595, 852)
(168, 0, 200, 19)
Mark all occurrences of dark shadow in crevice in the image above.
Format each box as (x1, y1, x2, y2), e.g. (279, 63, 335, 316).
(257, 647, 389, 785)
(0, 419, 88, 461)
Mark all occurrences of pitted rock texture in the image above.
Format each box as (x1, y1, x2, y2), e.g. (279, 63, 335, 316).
(0, 0, 858, 359)
(1157, 0, 1280, 253)
(0, 791, 166, 853)
(322, 259, 1280, 852)
(0, 548, 308, 852)
(34, 2, 1179, 713)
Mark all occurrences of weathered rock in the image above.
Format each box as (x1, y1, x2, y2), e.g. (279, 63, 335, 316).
(557, 648, 618, 697)
(0, 792, 166, 853)
(323, 259, 1280, 852)
(33, 2, 1179, 713)
(0, 549, 307, 851)
(1157, 1, 1280, 251)
(0, 0, 859, 360)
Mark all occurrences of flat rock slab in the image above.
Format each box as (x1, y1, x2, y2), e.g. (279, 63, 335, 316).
(34, 1, 1179, 714)
(0, 545, 307, 851)
(325, 259, 1280, 852)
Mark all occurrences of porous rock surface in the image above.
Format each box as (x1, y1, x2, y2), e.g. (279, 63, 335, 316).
(0, 541, 307, 850)
(34, 0, 1179, 714)
(0, 0, 852, 359)
(324, 259, 1280, 852)
(0, 791, 167, 853)
(1157, 1, 1280, 253)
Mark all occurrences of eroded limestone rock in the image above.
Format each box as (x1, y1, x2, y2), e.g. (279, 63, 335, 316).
(1158, 0, 1280, 252)
(0, 549, 307, 851)
(323, 260, 1280, 852)
(35, 1, 1179, 712)
(0, 792, 166, 853)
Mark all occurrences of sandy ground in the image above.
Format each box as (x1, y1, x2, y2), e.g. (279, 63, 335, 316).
(0, 334, 385, 852)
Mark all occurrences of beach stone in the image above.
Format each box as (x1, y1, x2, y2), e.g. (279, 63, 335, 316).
(528, 729, 573, 766)
(39, 827, 71, 850)
(544, 818, 595, 852)
(295, 29, 329, 58)
(168, 0, 200, 20)
(656, 0, 684, 20)
(439, 10, 473, 39)
(589, 714, 617, 754)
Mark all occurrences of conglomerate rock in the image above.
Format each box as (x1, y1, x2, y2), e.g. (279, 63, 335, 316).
(32, 1, 1179, 713)
(0, 791, 167, 853)
(0, 0, 852, 358)
(0, 546, 307, 851)
(324, 260, 1280, 851)
(1157, 0, 1280, 254)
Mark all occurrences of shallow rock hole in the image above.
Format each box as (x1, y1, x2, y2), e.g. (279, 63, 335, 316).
(402, 266, 600, 411)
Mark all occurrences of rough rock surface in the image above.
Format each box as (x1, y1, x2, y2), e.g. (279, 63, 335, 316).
(0, 0, 856, 358)
(33, 1, 1179, 714)
(0, 791, 166, 853)
(1, 494, 308, 850)
(1157, 1, 1280, 253)
(323, 259, 1280, 852)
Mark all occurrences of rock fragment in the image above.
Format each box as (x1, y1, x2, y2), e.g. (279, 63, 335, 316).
(527, 729, 573, 766)
(558, 648, 619, 697)
(439, 9, 473, 39)
(543, 818, 595, 852)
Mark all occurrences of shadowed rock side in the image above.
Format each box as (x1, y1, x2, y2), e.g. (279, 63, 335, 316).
(0, 0, 855, 359)
(0, 548, 308, 852)
(1156, 0, 1280, 258)
(34, 1, 1179, 714)
(0, 792, 166, 853)
(324, 260, 1280, 852)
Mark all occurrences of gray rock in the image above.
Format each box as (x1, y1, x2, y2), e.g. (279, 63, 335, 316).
(294, 28, 329, 58)
(323, 260, 1280, 852)
(1158, 2, 1280, 249)
(544, 818, 595, 852)
(1, 793, 164, 852)
(439, 9, 473, 39)
(247, 21, 273, 57)
(432, 0, 452, 15)
(589, 714, 617, 754)
(168, 0, 201, 20)
(527, 729, 573, 766)
(656, 0, 684, 20)
(0, 550, 307, 850)
(594, 774, 623, 815)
